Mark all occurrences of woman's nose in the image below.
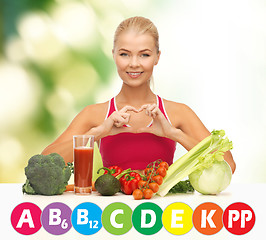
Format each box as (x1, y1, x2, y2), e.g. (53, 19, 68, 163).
(129, 56, 140, 67)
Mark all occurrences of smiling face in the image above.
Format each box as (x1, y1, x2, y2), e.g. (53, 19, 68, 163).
(113, 30, 161, 88)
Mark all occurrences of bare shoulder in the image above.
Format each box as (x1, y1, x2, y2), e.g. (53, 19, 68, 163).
(162, 99, 194, 127)
(47, 101, 110, 146)
(163, 99, 191, 113)
(82, 101, 109, 117)
(163, 98, 210, 140)
(79, 101, 109, 126)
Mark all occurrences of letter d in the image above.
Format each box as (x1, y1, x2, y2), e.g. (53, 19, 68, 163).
(141, 210, 156, 228)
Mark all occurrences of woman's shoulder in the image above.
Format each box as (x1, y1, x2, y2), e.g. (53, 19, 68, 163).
(161, 98, 197, 127)
(77, 101, 110, 125)
(162, 98, 192, 113)
(83, 101, 109, 114)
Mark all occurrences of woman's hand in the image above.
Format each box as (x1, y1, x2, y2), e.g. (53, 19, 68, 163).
(136, 103, 203, 150)
(137, 104, 176, 138)
(100, 105, 139, 137)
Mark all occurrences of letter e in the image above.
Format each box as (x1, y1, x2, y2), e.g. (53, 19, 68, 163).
(171, 210, 184, 228)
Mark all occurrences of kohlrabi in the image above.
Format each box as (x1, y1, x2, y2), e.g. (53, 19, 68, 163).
(189, 160, 232, 195)
(156, 130, 233, 197)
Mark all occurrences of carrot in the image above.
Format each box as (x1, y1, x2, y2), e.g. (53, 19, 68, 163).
(92, 181, 96, 191)
(65, 182, 96, 192)
(65, 184, 74, 192)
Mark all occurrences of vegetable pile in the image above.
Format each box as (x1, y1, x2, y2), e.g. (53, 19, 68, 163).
(95, 161, 194, 199)
(22, 153, 72, 195)
(24, 129, 232, 198)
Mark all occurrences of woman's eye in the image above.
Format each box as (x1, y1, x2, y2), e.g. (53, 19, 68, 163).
(120, 53, 128, 56)
(141, 54, 150, 57)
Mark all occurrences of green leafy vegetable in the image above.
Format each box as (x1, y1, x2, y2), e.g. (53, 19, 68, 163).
(157, 130, 233, 197)
(169, 180, 194, 193)
(22, 153, 72, 195)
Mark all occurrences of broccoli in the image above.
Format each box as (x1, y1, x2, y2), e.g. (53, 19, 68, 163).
(169, 180, 195, 194)
(22, 153, 72, 195)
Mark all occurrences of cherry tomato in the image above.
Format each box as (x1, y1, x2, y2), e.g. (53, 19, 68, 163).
(148, 182, 159, 193)
(144, 168, 154, 175)
(159, 161, 169, 170)
(156, 167, 167, 177)
(138, 180, 148, 189)
(133, 189, 143, 200)
(145, 168, 155, 181)
(152, 175, 164, 185)
(143, 188, 154, 199)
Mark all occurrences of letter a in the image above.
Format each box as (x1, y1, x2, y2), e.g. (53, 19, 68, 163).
(16, 209, 35, 228)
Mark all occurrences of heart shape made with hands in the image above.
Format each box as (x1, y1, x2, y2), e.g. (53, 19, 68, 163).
(127, 108, 153, 129)
(114, 103, 170, 137)
(117, 103, 160, 132)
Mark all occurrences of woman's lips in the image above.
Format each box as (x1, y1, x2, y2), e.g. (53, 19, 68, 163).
(127, 72, 143, 78)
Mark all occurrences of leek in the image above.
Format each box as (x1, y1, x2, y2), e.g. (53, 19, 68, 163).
(157, 130, 233, 197)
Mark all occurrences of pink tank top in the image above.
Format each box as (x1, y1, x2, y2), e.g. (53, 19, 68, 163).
(99, 95, 176, 170)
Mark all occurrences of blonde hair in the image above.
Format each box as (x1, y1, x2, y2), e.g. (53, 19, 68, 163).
(113, 16, 159, 53)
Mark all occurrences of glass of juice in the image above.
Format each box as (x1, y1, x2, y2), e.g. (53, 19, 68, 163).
(73, 135, 94, 194)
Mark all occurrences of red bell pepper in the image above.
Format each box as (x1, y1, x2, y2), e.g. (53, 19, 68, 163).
(104, 166, 123, 177)
(119, 172, 142, 195)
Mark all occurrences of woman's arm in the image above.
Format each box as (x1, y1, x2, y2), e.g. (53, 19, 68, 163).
(42, 103, 139, 164)
(139, 101, 236, 173)
(41, 103, 108, 163)
(168, 102, 236, 173)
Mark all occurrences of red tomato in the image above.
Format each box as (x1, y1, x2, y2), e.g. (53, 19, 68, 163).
(156, 167, 167, 177)
(144, 168, 154, 175)
(152, 175, 164, 185)
(159, 161, 169, 170)
(133, 189, 143, 200)
(143, 188, 154, 199)
(138, 180, 148, 189)
(148, 182, 159, 193)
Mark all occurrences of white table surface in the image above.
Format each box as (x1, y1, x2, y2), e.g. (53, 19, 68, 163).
(1, 182, 265, 240)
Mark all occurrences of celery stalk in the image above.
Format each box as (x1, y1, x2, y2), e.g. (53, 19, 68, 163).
(157, 130, 233, 197)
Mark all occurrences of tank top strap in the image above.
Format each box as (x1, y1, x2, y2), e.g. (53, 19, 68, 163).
(106, 97, 116, 119)
(157, 95, 172, 125)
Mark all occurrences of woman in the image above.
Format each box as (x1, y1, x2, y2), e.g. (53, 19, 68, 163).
(42, 16, 236, 174)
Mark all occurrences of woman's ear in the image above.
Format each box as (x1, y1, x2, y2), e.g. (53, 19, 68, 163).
(155, 50, 161, 65)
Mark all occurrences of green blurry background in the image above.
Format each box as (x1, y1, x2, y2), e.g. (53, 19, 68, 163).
(1, 0, 266, 183)
(0, 0, 165, 182)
